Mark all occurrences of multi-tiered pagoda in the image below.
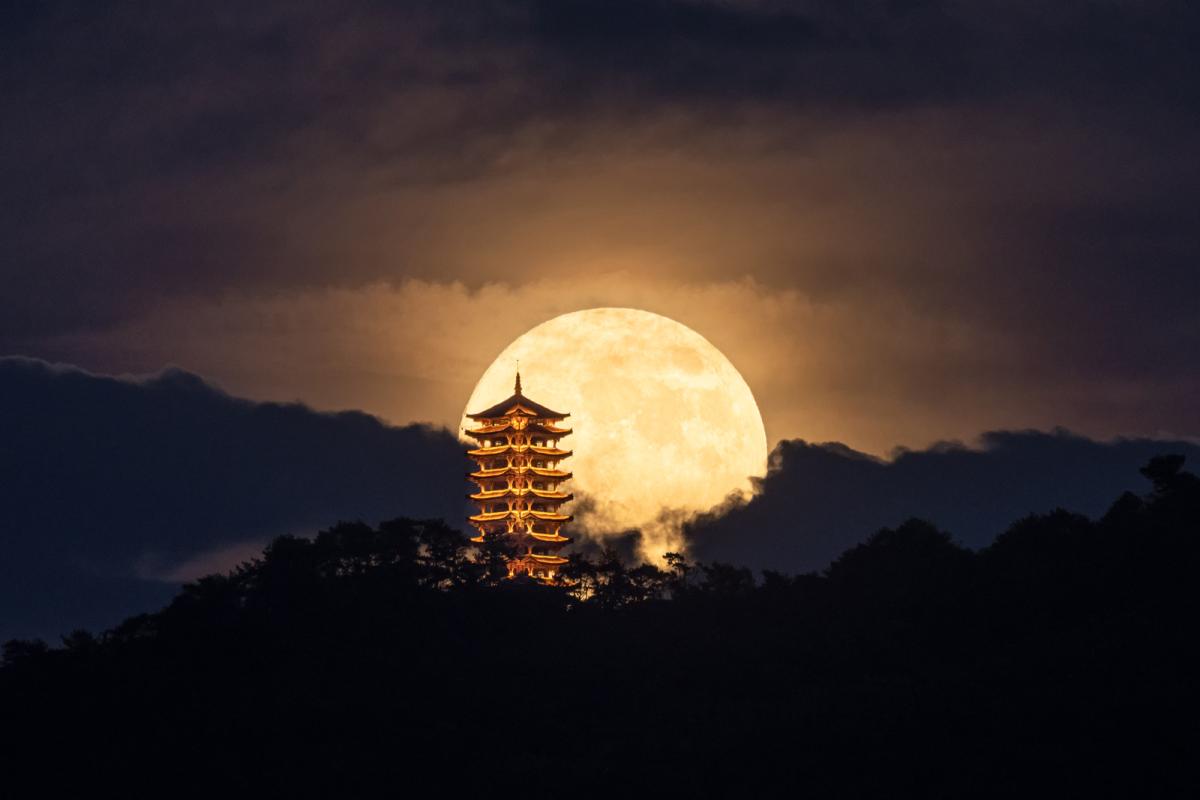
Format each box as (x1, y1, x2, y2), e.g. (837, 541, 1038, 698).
(465, 373, 574, 580)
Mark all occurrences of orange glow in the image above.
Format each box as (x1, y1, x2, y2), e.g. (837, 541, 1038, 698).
(462, 308, 768, 560)
(464, 372, 574, 582)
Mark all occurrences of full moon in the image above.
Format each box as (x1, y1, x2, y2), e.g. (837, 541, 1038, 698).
(461, 308, 768, 557)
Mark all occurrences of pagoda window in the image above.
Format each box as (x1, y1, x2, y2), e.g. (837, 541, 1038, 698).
(466, 377, 571, 585)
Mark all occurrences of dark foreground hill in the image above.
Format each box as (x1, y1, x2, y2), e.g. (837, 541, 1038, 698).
(3, 457, 1198, 798)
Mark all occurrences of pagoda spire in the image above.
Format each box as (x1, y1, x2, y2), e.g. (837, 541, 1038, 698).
(464, 375, 573, 582)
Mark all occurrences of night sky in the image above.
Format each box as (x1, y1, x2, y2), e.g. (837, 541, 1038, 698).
(3, 1, 1200, 637)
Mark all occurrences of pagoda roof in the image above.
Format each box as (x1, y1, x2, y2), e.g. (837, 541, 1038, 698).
(525, 554, 569, 566)
(531, 512, 572, 522)
(466, 372, 569, 421)
(466, 444, 572, 458)
(528, 532, 572, 544)
(468, 466, 572, 480)
(531, 488, 573, 500)
(529, 467, 571, 479)
(464, 421, 573, 439)
(468, 509, 573, 524)
(469, 511, 512, 523)
(468, 488, 573, 502)
(469, 489, 507, 501)
(469, 516, 514, 529)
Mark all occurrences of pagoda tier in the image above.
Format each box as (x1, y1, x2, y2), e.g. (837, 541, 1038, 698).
(528, 531, 571, 543)
(466, 444, 572, 458)
(468, 466, 572, 481)
(469, 488, 573, 502)
(524, 553, 568, 567)
(467, 390, 568, 421)
(464, 372, 574, 582)
(470, 511, 573, 526)
(467, 525, 573, 547)
(463, 421, 573, 440)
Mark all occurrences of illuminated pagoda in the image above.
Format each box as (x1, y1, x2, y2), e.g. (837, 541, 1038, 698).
(465, 372, 574, 580)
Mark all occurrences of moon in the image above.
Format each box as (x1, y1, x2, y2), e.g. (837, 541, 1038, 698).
(461, 308, 768, 558)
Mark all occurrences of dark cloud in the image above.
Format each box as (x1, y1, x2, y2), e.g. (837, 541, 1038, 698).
(685, 430, 1200, 574)
(5, 0, 1200, 330)
(1, 1, 1198, 452)
(0, 357, 467, 640)
(3, 351, 1198, 640)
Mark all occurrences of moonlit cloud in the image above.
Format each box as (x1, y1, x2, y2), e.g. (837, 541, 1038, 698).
(3, 1, 1198, 451)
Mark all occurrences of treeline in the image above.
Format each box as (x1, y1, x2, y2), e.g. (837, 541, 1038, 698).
(2, 457, 1197, 797)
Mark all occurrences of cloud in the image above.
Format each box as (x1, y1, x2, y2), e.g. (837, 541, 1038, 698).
(3, 2, 1199, 620)
(3, 2, 1199, 456)
(684, 429, 1200, 575)
(3, 2, 1199, 328)
(0, 356, 468, 640)
(4, 352, 1198, 639)
(26, 268, 1200, 458)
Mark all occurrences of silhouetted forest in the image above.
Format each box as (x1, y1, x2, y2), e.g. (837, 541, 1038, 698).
(3, 457, 1197, 797)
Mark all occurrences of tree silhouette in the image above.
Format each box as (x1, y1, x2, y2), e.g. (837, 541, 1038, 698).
(1, 456, 1197, 796)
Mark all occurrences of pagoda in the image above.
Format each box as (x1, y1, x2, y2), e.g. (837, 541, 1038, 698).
(464, 372, 574, 580)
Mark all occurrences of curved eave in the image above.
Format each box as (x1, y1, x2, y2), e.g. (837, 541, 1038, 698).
(468, 468, 511, 479)
(529, 446, 571, 457)
(467, 445, 510, 457)
(469, 489, 511, 501)
(469, 467, 572, 480)
(525, 554, 569, 566)
(469, 511, 512, 523)
(467, 445, 572, 458)
(529, 490, 573, 501)
(465, 423, 571, 438)
(529, 511, 572, 522)
(530, 424, 572, 436)
(468, 407, 569, 422)
(470, 510, 572, 522)
(529, 468, 571, 479)
(528, 532, 572, 544)
(467, 392, 570, 421)
(470, 489, 573, 501)
(464, 423, 513, 438)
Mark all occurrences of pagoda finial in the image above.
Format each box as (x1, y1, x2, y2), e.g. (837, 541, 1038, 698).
(464, 362, 573, 583)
